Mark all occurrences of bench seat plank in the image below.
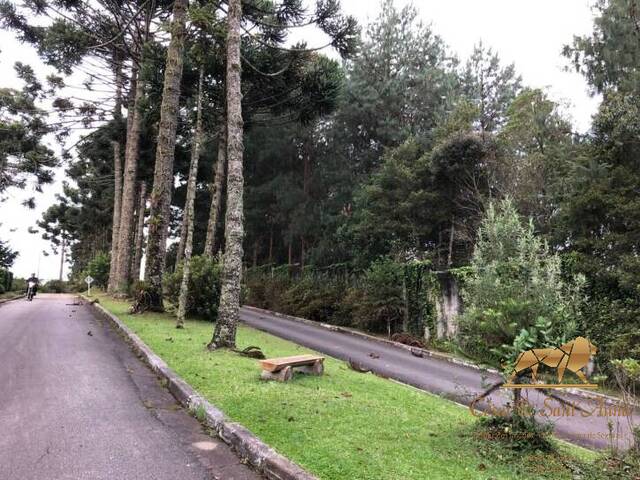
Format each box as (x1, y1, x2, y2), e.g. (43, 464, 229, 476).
(259, 354, 325, 372)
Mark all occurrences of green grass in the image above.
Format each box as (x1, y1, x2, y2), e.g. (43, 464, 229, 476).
(0, 291, 23, 300)
(93, 293, 601, 480)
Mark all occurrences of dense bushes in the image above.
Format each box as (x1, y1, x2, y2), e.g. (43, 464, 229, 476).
(244, 266, 352, 325)
(0, 269, 13, 293)
(41, 280, 69, 293)
(164, 255, 222, 320)
(244, 259, 436, 338)
(347, 258, 405, 335)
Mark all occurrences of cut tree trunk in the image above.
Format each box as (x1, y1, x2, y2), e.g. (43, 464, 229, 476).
(144, 0, 188, 311)
(203, 120, 226, 257)
(114, 67, 145, 293)
(107, 141, 122, 292)
(131, 181, 147, 282)
(176, 67, 204, 328)
(208, 0, 243, 350)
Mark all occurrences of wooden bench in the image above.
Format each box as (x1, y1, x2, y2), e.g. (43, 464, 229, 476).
(259, 354, 325, 382)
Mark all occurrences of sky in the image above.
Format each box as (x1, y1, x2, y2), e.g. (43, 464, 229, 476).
(0, 0, 600, 281)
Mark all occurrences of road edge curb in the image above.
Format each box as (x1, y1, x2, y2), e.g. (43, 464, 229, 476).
(241, 305, 628, 407)
(82, 295, 318, 480)
(0, 294, 25, 305)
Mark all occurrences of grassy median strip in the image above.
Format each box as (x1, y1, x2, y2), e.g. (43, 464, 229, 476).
(94, 293, 598, 480)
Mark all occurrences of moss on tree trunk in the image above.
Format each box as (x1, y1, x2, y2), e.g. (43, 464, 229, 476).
(204, 120, 226, 257)
(209, 0, 243, 349)
(143, 0, 188, 310)
(177, 67, 204, 328)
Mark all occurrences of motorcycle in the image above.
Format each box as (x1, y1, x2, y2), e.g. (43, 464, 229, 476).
(26, 281, 37, 301)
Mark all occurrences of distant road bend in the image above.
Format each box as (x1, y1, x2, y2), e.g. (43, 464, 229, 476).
(240, 306, 637, 451)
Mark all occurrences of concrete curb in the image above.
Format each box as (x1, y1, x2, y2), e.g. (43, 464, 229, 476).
(0, 294, 25, 305)
(82, 295, 318, 480)
(241, 305, 630, 407)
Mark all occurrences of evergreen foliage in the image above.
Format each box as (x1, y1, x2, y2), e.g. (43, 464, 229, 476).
(459, 199, 586, 370)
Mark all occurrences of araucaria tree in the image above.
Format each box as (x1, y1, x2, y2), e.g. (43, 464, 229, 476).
(143, 0, 189, 310)
(207, 0, 358, 348)
(208, 0, 243, 348)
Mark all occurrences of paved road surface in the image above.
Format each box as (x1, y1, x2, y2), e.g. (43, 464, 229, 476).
(0, 294, 260, 480)
(240, 307, 637, 451)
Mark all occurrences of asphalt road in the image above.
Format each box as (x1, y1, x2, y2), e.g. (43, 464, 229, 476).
(0, 294, 260, 480)
(240, 307, 637, 451)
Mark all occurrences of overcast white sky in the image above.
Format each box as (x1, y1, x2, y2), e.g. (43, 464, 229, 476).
(0, 0, 600, 280)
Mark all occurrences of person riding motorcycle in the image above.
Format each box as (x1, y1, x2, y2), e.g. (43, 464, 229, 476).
(26, 274, 39, 299)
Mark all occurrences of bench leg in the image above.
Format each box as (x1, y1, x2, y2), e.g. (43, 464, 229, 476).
(312, 359, 324, 376)
(261, 366, 293, 382)
(294, 360, 324, 376)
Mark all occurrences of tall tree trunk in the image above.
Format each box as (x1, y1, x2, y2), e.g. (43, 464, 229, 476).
(144, 0, 188, 310)
(107, 51, 124, 293)
(253, 240, 258, 267)
(107, 141, 123, 292)
(176, 67, 204, 328)
(113, 50, 124, 120)
(59, 235, 66, 281)
(203, 121, 226, 256)
(131, 181, 147, 282)
(114, 66, 145, 293)
(447, 216, 455, 267)
(175, 211, 187, 269)
(208, 0, 243, 350)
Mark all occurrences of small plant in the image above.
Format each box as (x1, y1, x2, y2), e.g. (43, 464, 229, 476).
(129, 280, 155, 314)
(85, 252, 110, 289)
(193, 404, 207, 422)
(475, 411, 554, 453)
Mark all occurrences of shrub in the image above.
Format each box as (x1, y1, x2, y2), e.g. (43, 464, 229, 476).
(42, 280, 69, 293)
(611, 358, 640, 454)
(347, 258, 405, 336)
(459, 199, 586, 371)
(164, 255, 222, 320)
(12, 277, 26, 293)
(85, 252, 110, 289)
(244, 267, 292, 311)
(475, 412, 554, 452)
(279, 272, 349, 324)
(0, 268, 13, 292)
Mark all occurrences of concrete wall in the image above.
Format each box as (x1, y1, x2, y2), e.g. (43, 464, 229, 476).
(434, 271, 462, 340)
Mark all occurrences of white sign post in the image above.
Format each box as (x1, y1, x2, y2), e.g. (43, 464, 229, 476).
(85, 275, 94, 296)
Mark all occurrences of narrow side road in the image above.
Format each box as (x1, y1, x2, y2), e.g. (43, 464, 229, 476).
(240, 306, 636, 451)
(0, 294, 260, 480)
